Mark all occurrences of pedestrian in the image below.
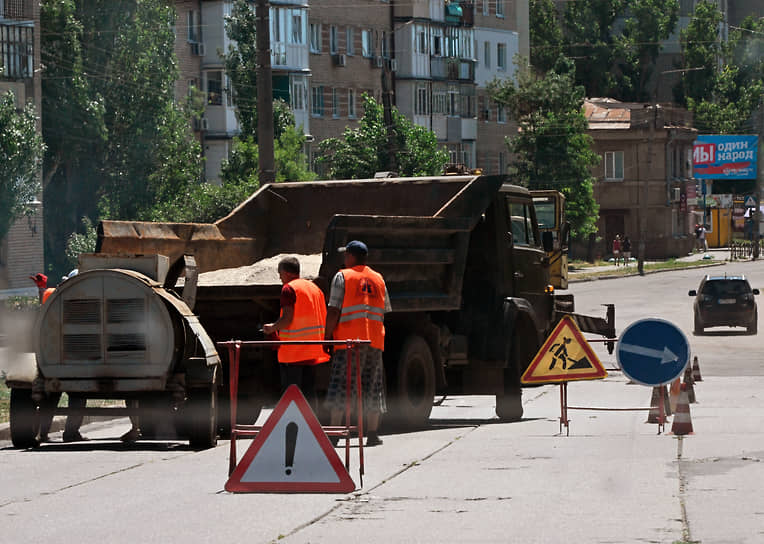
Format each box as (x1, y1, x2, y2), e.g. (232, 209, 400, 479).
(622, 236, 632, 266)
(30, 272, 87, 443)
(325, 240, 391, 447)
(263, 256, 330, 407)
(612, 235, 622, 266)
(698, 224, 708, 252)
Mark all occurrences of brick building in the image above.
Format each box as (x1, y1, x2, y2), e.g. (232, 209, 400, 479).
(584, 99, 697, 260)
(0, 0, 43, 290)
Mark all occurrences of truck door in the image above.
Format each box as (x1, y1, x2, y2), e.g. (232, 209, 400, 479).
(504, 196, 549, 299)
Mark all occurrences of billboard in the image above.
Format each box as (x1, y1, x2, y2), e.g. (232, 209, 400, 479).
(693, 135, 758, 180)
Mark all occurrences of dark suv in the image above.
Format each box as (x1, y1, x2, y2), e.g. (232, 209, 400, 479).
(689, 275, 759, 335)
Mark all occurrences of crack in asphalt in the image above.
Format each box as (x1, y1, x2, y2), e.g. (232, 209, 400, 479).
(270, 424, 482, 543)
(676, 436, 695, 544)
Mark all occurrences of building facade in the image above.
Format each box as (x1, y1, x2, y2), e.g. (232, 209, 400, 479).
(0, 0, 43, 290)
(584, 99, 698, 260)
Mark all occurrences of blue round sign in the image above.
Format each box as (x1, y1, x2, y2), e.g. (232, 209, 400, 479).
(616, 318, 690, 386)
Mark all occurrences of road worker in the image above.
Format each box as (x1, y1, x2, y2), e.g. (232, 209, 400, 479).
(263, 256, 330, 407)
(324, 241, 391, 447)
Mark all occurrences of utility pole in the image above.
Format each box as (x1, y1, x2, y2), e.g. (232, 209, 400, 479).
(639, 102, 655, 276)
(755, 96, 764, 260)
(381, 0, 397, 173)
(256, 0, 275, 184)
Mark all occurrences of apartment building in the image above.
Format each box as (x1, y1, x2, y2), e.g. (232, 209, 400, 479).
(0, 0, 43, 290)
(176, 0, 311, 183)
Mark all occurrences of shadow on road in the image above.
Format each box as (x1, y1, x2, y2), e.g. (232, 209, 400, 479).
(1, 440, 195, 453)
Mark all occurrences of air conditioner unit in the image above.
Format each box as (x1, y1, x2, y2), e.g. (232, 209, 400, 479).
(375, 56, 384, 68)
(389, 58, 398, 72)
(191, 42, 206, 56)
(200, 117, 209, 131)
(333, 53, 347, 67)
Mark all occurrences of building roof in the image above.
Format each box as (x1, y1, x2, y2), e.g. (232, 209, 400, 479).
(584, 98, 695, 132)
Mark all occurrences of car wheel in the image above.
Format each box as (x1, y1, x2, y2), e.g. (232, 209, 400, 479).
(694, 313, 704, 336)
(748, 311, 757, 335)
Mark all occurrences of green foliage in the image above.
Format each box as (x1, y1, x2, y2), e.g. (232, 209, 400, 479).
(530, 0, 564, 73)
(675, 0, 723, 105)
(617, 0, 679, 101)
(689, 65, 763, 133)
(64, 217, 97, 268)
(317, 95, 448, 179)
(147, 180, 256, 224)
(224, 0, 259, 138)
(488, 58, 600, 239)
(563, 0, 627, 97)
(0, 92, 45, 242)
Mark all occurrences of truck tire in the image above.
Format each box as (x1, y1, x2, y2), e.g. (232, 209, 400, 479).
(496, 330, 535, 421)
(10, 388, 40, 449)
(186, 385, 218, 450)
(139, 396, 176, 439)
(387, 335, 436, 428)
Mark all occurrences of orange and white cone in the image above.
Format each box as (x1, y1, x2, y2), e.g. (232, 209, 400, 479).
(671, 383, 694, 435)
(684, 365, 696, 404)
(646, 386, 668, 424)
(692, 355, 703, 382)
(669, 377, 681, 413)
(662, 384, 672, 416)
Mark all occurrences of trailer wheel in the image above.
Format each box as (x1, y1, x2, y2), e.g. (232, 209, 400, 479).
(496, 330, 535, 421)
(387, 335, 436, 428)
(186, 384, 218, 450)
(10, 388, 40, 449)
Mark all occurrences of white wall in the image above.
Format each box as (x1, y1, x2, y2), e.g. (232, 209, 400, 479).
(474, 28, 519, 87)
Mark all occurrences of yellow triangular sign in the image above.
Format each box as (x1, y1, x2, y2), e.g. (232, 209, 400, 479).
(521, 315, 607, 384)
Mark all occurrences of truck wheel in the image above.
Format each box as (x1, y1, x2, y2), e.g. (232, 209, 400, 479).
(387, 335, 436, 428)
(10, 388, 40, 449)
(139, 396, 176, 439)
(496, 331, 535, 421)
(186, 385, 218, 450)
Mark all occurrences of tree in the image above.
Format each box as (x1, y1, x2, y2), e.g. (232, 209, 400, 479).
(488, 59, 600, 238)
(617, 0, 679, 101)
(530, 0, 564, 74)
(0, 92, 45, 242)
(674, 0, 724, 105)
(690, 64, 763, 134)
(563, 0, 627, 97)
(317, 95, 448, 179)
(223, 0, 259, 138)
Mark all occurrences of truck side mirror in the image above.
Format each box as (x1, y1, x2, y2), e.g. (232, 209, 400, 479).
(561, 222, 571, 249)
(542, 231, 554, 253)
(753, 289, 760, 295)
(688, 290, 697, 296)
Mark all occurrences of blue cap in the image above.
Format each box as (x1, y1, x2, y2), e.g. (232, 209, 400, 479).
(343, 240, 368, 256)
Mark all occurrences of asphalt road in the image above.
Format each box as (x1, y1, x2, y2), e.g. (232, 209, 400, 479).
(2, 262, 764, 543)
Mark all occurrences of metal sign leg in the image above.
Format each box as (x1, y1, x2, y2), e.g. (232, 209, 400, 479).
(228, 341, 241, 476)
(355, 346, 364, 488)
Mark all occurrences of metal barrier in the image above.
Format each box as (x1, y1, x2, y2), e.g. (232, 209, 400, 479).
(730, 240, 764, 260)
(217, 339, 371, 486)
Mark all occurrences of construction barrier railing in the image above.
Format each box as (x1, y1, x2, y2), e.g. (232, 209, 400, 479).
(217, 339, 371, 485)
(730, 240, 764, 260)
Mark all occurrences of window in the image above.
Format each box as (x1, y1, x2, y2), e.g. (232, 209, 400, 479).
(225, 75, 233, 107)
(497, 43, 507, 70)
(433, 87, 447, 114)
(415, 85, 429, 115)
(332, 87, 339, 117)
(447, 85, 459, 116)
(348, 89, 357, 118)
(330, 25, 338, 54)
(432, 32, 442, 56)
(346, 27, 354, 55)
(362, 30, 372, 57)
(483, 41, 490, 68)
(507, 201, 537, 246)
(310, 23, 321, 53)
(482, 0, 489, 15)
(496, 0, 505, 17)
(206, 71, 223, 105)
(497, 103, 506, 123)
(292, 78, 307, 111)
(605, 151, 625, 180)
(271, 8, 282, 42)
(290, 11, 303, 44)
(187, 10, 200, 42)
(311, 86, 324, 116)
(460, 87, 475, 118)
(416, 28, 427, 54)
(381, 31, 389, 58)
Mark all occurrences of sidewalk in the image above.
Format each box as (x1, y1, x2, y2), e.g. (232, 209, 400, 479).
(570, 247, 731, 279)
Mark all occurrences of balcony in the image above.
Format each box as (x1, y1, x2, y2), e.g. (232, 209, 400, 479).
(2, 2, 34, 20)
(271, 42, 309, 72)
(430, 57, 475, 81)
(1, 22, 33, 79)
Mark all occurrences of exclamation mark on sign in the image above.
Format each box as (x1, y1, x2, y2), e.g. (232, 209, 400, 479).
(285, 422, 298, 475)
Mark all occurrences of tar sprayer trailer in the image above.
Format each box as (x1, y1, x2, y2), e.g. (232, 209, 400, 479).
(7, 175, 614, 448)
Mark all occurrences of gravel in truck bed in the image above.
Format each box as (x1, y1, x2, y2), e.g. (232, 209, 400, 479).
(197, 253, 323, 286)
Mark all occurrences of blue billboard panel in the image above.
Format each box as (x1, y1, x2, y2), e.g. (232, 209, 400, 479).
(693, 135, 758, 180)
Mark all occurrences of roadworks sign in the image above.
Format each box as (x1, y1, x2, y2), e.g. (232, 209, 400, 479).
(521, 315, 607, 384)
(225, 385, 355, 493)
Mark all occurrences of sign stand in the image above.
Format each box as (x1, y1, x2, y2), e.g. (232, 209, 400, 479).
(559, 383, 569, 436)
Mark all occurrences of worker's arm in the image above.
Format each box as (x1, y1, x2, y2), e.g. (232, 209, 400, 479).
(263, 304, 294, 334)
(325, 307, 340, 340)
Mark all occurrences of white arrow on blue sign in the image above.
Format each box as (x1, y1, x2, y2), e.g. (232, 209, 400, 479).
(616, 318, 690, 386)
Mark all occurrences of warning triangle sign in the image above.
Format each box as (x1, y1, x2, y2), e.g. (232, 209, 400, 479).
(225, 385, 355, 493)
(521, 315, 607, 384)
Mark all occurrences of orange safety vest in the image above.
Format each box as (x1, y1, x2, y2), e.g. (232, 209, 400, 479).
(42, 288, 55, 304)
(278, 278, 330, 365)
(333, 266, 386, 351)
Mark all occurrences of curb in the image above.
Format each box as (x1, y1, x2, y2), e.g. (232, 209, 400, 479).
(569, 261, 726, 283)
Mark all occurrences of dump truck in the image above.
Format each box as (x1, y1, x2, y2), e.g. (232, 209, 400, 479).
(7, 174, 615, 448)
(531, 190, 569, 289)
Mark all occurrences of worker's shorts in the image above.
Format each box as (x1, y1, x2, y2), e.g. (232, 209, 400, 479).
(325, 345, 386, 414)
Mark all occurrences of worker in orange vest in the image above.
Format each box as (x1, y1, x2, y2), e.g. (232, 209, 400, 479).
(30, 272, 88, 443)
(325, 240, 391, 447)
(264, 256, 330, 407)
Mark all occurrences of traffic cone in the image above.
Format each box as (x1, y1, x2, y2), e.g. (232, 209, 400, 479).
(662, 384, 672, 416)
(669, 377, 681, 413)
(692, 356, 703, 382)
(671, 383, 694, 435)
(684, 365, 696, 404)
(646, 387, 664, 424)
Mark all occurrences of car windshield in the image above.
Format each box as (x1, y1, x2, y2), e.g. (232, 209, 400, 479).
(701, 280, 750, 297)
